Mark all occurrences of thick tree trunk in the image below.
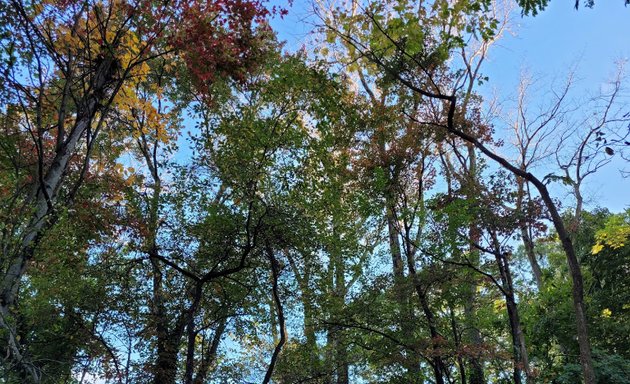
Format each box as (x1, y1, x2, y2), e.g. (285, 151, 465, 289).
(151, 256, 179, 384)
(153, 337, 180, 384)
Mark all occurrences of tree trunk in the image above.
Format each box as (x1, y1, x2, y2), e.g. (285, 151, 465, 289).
(286, 252, 319, 371)
(442, 112, 596, 384)
(449, 306, 467, 384)
(385, 191, 422, 380)
(262, 243, 287, 384)
(520, 225, 543, 290)
(464, 145, 486, 384)
(464, 299, 485, 384)
(516, 177, 543, 290)
(490, 232, 532, 384)
(150, 256, 180, 384)
(192, 317, 227, 384)
(407, 248, 446, 384)
(333, 232, 349, 384)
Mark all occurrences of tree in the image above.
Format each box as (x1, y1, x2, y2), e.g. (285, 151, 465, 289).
(0, 0, 274, 381)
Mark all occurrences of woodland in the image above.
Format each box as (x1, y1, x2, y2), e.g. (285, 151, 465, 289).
(0, 0, 629, 383)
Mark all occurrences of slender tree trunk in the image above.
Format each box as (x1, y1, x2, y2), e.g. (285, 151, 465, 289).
(333, 230, 349, 384)
(262, 243, 287, 384)
(441, 110, 596, 383)
(489, 232, 532, 384)
(286, 252, 319, 370)
(464, 298, 485, 384)
(185, 315, 197, 384)
(516, 178, 543, 290)
(464, 145, 485, 384)
(407, 248, 446, 384)
(192, 317, 227, 384)
(449, 306, 467, 384)
(520, 225, 543, 290)
(385, 189, 422, 380)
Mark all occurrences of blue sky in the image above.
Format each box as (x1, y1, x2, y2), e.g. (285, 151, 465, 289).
(482, 1, 630, 212)
(269, 0, 630, 213)
(486, 1, 630, 88)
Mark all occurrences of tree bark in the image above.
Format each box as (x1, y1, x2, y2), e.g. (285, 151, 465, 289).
(406, 248, 446, 384)
(449, 306, 467, 384)
(464, 145, 485, 384)
(385, 184, 422, 380)
(286, 251, 319, 369)
(520, 225, 543, 290)
(516, 178, 543, 290)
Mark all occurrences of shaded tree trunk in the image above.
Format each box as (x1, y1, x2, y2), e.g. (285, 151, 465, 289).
(191, 317, 227, 384)
(449, 306, 467, 384)
(333, 229, 349, 384)
(520, 225, 543, 290)
(465, 146, 485, 384)
(385, 182, 423, 380)
(406, 244, 447, 384)
(262, 243, 287, 384)
(489, 232, 532, 384)
(415, 283, 447, 384)
(516, 177, 543, 290)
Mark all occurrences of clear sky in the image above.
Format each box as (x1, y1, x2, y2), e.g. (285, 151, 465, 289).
(481, 1, 630, 212)
(486, 1, 630, 87)
(270, 0, 630, 213)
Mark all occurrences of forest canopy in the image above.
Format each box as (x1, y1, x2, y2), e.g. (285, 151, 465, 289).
(0, 0, 629, 383)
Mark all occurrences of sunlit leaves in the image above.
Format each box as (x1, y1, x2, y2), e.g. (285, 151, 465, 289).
(592, 210, 630, 254)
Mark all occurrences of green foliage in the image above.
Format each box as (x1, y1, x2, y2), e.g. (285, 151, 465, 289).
(517, 0, 550, 15)
(1, 0, 628, 383)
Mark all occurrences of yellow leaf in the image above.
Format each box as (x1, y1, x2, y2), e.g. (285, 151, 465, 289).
(601, 308, 612, 318)
(591, 243, 604, 255)
(492, 299, 506, 312)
